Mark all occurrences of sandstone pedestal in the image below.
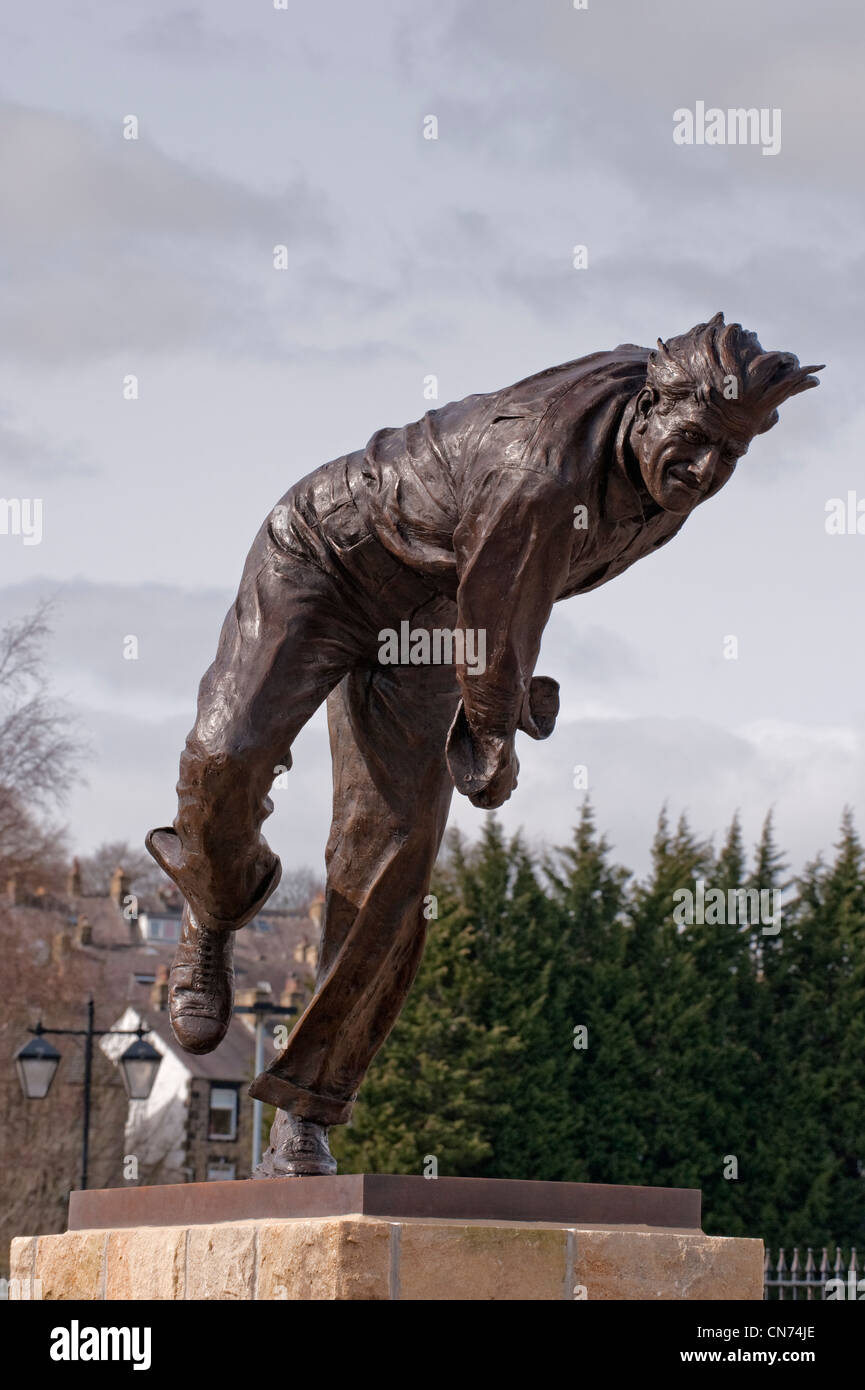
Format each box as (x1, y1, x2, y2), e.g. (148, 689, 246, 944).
(9, 1175, 763, 1301)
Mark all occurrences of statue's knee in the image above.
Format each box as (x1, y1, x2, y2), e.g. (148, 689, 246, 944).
(181, 736, 247, 785)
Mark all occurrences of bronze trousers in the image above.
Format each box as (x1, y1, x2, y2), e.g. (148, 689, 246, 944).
(150, 461, 461, 1125)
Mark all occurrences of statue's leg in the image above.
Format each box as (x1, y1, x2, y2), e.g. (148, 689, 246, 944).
(251, 592, 460, 1173)
(146, 521, 374, 1055)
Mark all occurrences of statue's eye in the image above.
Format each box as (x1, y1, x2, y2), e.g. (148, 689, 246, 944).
(680, 427, 705, 446)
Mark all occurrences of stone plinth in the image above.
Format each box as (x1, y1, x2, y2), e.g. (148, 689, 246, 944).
(66, 1173, 702, 1231)
(9, 1177, 763, 1301)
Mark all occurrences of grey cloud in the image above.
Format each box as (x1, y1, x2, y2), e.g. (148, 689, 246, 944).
(279, 339, 417, 368)
(547, 620, 647, 689)
(0, 578, 232, 708)
(67, 702, 333, 872)
(2, 260, 282, 365)
(0, 104, 329, 254)
(121, 3, 326, 70)
(0, 408, 94, 478)
(0, 575, 333, 867)
(456, 710, 865, 879)
(409, 0, 864, 197)
(0, 102, 337, 362)
(124, 7, 262, 63)
(281, 260, 405, 322)
(0, 0, 858, 882)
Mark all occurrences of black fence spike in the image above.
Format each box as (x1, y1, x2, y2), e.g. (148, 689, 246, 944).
(765, 1243, 852, 1301)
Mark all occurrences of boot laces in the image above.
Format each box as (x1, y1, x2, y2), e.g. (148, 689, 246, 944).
(191, 927, 223, 992)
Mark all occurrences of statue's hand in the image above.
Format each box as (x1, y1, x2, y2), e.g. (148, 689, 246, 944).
(518, 676, 560, 740)
(446, 704, 519, 808)
(468, 743, 520, 809)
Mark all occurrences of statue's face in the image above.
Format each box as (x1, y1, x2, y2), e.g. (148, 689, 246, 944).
(632, 391, 751, 515)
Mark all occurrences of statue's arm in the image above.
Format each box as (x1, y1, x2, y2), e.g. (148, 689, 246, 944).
(446, 466, 575, 809)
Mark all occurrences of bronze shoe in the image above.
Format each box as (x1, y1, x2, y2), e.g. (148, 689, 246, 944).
(252, 1110, 337, 1178)
(168, 903, 235, 1055)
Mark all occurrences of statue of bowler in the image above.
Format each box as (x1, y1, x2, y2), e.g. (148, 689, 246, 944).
(146, 313, 822, 1176)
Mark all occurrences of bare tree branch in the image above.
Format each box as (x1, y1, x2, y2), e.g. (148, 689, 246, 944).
(0, 603, 87, 884)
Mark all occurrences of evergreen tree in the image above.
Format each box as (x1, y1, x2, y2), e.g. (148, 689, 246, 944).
(455, 818, 570, 1179)
(543, 801, 639, 1183)
(691, 813, 765, 1236)
(623, 810, 717, 1191)
(739, 811, 793, 1243)
(760, 812, 865, 1247)
(332, 800, 865, 1254)
(331, 851, 516, 1174)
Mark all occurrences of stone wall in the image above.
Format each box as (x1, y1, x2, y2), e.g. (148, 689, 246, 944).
(185, 1079, 253, 1183)
(10, 1218, 764, 1300)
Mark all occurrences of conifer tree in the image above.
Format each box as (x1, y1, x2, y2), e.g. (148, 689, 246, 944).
(692, 813, 764, 1236)
(623, 810, 716, 1190)
(760, 812, 865, 1246)
(543, 801, 638, 1182)
(331, 852, 516, 1175)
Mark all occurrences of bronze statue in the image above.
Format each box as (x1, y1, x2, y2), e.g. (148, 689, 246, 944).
(146, 313, 822, 1177)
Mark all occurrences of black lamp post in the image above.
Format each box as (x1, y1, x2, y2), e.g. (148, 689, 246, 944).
(14, 1034, 61, 1099)
(234, 1000, 296, 1169)
(14, 997, 162, 1190)
(118, 1036, 162, 1101)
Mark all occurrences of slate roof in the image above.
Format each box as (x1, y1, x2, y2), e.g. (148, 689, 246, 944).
(137, 1011, 258, 1084)
(8, 888, 318, 1081)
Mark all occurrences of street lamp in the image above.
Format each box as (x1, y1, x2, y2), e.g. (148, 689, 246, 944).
(14, 1034, 61, 1099)
(13, 998, 162, 1189)
(118, 1037, 162, 1101)
(234, 1000, 296, 1170)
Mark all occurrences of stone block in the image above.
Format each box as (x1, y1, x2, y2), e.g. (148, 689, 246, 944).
(35, 1230, 106, 1300)
(574, 1228, 764, 1301)
(186, 1222, 256, 1300)
(257, 1217, 391, 1301)
(104, 1225, 185, 1301)
(8, 1236, 39, 1299)
(398, 1221, 568, 1300)
(11, 1184, 764, 1301)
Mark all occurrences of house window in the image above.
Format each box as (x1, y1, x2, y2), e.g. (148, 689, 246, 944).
(133, 973, 156, 986)
(206, 1162, 236, 1182)
(208, 1085, 238, 1140)
(142, 916, 181, 943)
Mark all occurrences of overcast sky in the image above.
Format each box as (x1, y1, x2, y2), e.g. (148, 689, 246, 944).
(1, 0, 862, 882)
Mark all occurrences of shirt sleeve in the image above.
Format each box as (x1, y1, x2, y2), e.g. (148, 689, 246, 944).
(446, 464, 576, 801)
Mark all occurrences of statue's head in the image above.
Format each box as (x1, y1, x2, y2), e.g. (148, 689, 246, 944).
(630, 312, 823, 515)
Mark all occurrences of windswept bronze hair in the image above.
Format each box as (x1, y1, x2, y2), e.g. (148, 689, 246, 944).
(646, 311, 823, 436)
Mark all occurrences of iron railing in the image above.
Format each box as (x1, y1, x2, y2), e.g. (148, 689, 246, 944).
(764, 1246, 859, 1299)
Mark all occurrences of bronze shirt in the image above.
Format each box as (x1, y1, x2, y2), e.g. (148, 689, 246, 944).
(343, 346, 689, 740)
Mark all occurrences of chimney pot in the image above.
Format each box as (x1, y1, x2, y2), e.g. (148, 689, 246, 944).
(52, 931, 72, 968)
(67, 857, 82, 898)
(150, 966, 169, 1012)
(110, 866, 130, 908)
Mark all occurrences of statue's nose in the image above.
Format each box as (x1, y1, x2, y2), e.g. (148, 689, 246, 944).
(689, 447, 720, 487)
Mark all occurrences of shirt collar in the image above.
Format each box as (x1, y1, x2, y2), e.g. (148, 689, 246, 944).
(603, 397, 662, 523)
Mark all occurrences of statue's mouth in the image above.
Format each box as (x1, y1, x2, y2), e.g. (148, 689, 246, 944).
(667, 464, 703, 493)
